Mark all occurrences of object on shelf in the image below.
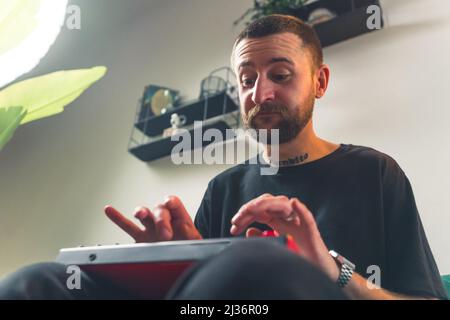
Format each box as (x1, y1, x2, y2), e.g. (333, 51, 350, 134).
(138, 85, 179, 122)
(199, 75, 227, 100)
(234, 0, 384, 48)
(162, 113, 187, 138)
(295, 0, 384, 47)
(233, 0, 309, 27)
(128, 67, 240, 162)
(129, 118, 239, 162)
(307, 7, 336, 25)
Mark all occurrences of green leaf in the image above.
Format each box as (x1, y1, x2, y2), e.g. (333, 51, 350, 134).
(0, 106, 27, 151)
(0, 66, 107, 125)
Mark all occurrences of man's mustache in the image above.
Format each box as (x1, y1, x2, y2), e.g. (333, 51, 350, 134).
(247, 102, 289, 117)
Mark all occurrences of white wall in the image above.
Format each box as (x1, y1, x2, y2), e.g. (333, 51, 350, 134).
(1, 0, 449, 277)
(317, 0, 450, 274)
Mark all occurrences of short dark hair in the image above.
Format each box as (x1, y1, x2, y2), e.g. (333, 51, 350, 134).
(232, 14, 323, 70)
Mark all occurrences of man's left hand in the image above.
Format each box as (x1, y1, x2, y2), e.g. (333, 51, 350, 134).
(230, 193, 340, 282)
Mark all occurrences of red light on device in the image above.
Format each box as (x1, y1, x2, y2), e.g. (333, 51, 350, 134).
(261, 230, 301, 254)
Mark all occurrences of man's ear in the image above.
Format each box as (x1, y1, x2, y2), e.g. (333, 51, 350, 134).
(315, 64, 330, 99)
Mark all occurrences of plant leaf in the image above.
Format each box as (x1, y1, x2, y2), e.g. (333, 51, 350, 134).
(0, 106, 27, 151)
(0, 66, 107, 125)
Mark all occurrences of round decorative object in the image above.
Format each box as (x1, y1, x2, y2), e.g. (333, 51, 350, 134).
(307, 8, 336, 25)
(151, 89, 174, 116)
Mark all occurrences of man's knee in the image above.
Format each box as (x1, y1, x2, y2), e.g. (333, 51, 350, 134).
(214, 239, 315, 283)
(168, 239, 346, 299)
(222, 239, 295, 265)
(0, 262, 71, 300)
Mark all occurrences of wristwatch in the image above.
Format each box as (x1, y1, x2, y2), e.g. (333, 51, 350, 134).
(329, 250, 355, 288)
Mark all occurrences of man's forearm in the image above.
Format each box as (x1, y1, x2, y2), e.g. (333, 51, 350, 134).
(342, 272, 435, 300)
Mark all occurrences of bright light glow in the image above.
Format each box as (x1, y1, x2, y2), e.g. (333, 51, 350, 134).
(0, 0, 68, 89)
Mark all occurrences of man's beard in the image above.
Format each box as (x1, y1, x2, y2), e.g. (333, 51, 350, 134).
(242, 95, 314, 145)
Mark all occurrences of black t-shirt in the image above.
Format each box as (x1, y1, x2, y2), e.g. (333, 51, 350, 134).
(194, 143, 448, 299)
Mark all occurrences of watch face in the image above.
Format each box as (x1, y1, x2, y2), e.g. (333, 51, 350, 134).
(329, 250, 339, 259)
(329, 250, 355, 270)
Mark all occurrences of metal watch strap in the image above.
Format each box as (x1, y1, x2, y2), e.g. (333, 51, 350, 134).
(337, 262, 354, 287)
(329, 250, 355, 288)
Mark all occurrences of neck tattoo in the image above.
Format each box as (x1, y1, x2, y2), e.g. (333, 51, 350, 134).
(269, 153, 309, 167)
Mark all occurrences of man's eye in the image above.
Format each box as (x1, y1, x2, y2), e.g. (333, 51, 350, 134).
(272, 74, 290, 82)
(241, 79, 255, 87)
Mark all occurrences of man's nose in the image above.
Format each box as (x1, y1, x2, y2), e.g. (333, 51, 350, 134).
(251, 78, 276, 105)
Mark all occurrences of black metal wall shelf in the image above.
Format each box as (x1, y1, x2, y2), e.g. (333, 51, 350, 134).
(128, 67, 240, 162)
(129, 118, 237, 162)
(135, 91, 238, 137)
(293, 0, 383, 47)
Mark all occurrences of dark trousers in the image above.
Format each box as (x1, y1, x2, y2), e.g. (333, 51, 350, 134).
(0, 241, 348, 300)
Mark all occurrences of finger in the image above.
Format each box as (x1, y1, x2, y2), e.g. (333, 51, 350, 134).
(104, 205, 143, 240)
(245, 227, 263, 238)
(163, 195, 192, 222)
(231, 196, 291, 226)
(231, 211, 276, 235)
(291, 198, 316, 230)
(282, 210, 301, 226)
(153, 204, 174, 241)
(134, 207, 156, 231)
(232, 210, 296, 236)
(267, 217, 298, 235)
(231, 201, 293, 235)
(232, 193, 274, 225)
(233, 209, 283, 233)
(231, 211, 278, 235)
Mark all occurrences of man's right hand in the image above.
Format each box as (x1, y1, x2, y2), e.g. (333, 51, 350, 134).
(104, 195, 203, 243)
